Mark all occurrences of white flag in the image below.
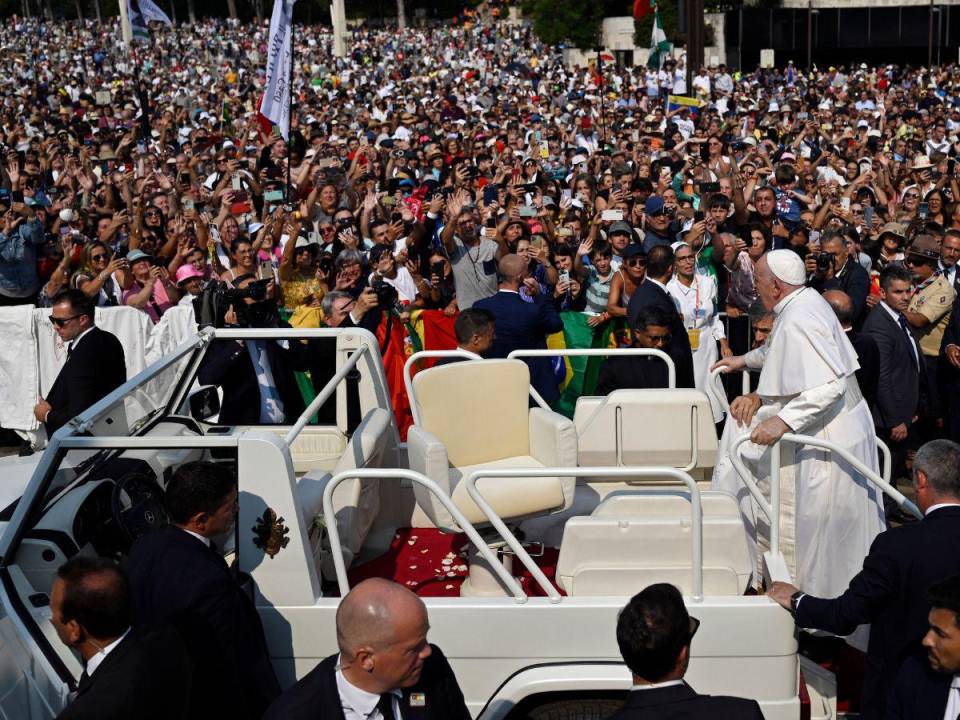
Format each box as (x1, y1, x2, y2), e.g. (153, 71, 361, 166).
(127, 0, 172, 42)
(260, 0, 296, 141)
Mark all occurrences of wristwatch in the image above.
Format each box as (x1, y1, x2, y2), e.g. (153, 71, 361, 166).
(789, 591, 805, 615)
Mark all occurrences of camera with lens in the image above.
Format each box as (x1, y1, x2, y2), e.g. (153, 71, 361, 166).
(815, 251, 835, 273)
(193, 278, 273, 328)
(371, 277, 399, 310)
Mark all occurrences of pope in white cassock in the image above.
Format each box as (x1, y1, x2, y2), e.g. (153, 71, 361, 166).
(711, 250, 886, 600)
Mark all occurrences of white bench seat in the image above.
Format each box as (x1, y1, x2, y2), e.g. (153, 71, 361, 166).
(556, 490, 753, 597)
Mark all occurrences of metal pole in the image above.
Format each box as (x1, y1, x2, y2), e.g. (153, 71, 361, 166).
(806, 0, 812, 71)
(286, 11, 294, 204)
(331, 0, 347, 57)
(937, 7, 942, 66)
(118, 0, 132, 45)
(929, 0, 934, 67)
(685, 0, 700, 95)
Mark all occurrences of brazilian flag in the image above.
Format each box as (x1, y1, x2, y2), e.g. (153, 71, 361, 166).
(549, 312, 627, 418)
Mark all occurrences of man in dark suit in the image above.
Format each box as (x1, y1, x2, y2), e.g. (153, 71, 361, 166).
(264, 578, 470, 720)
(887, 574, 960, 720)
(597, 305, 673, 394)
(768, 439, 960, 720)
(125, 461, 280, 720)
(608, 583, 763, 720)
(50, 556, 191, 720)
(941, 297, 960, 444)
(625, 245, 695, 388)
(197, 275, 308, 425)
(474, 253, 563, 403)
(824, 290, 880, 411)
(861, 264, 924, 498)
(35, 288, 126, 436)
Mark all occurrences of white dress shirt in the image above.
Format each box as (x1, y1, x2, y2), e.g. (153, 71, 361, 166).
(85, 628, 130, 677)
(945, 675, 960, 720)
(180, 527, 211, 547)
(939, 260, 957, 289)
(335, 656, 403, 720)
(631, 679, 685, 691)
(68, 326, 95, 354)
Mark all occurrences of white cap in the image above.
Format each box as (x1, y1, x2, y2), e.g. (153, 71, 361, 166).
(766, 249, 805, 285)
(59, 209, 75, 223)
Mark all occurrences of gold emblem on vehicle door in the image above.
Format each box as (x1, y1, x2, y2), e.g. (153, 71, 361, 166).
(252, 508, 290, 559)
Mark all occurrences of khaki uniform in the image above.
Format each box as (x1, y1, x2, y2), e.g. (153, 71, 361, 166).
(909, 273, 956, 356)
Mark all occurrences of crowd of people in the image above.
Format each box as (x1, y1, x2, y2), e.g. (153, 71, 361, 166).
(1, 14, 960, 447)
(3, 7, 960, 720)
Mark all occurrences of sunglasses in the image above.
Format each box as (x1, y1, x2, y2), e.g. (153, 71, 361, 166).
(626, 257, 647, 266)
(905, 256, 931, 266)
(688, 616, 701, 641)
(91, 253, 108, 261)
(50, 314, 80, 327)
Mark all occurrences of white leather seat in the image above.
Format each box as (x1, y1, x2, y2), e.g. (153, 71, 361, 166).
(574, 389, 718, 482)
(555, 489, 752, 597)
(297, 408, 394, 580)
(407, 359, 577, 533)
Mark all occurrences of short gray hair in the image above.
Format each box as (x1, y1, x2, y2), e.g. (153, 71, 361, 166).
(914, 439, 960, 498)
(335, 249, 364, 271)
(321, 290, 351, 318)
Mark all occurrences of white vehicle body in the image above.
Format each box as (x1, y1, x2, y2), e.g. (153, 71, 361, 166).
(0, 325, 916, 720)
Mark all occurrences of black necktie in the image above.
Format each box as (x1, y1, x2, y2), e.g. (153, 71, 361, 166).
(376, 693, 397, 720)
(77, 669, 90, 692)
(897, 314, 918, 368)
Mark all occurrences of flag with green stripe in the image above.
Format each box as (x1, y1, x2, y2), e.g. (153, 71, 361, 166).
(647, 0, 671, 69)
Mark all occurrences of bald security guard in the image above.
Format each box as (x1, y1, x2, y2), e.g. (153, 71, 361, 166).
(264, 579, 471, 720)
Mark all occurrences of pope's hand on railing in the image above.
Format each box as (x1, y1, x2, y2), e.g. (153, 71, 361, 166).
(751, 416, 790, 446)
(711, 355, 746, 374)
(730, 392, 762, 427)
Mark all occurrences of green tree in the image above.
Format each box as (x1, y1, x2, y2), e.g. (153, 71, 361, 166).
(523, 0, 605, 49)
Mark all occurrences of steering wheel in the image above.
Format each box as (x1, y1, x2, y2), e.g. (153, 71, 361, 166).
(110, 471, 168, 546)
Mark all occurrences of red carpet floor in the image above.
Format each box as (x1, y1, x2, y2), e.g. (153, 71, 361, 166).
(348, 527, 563, 597)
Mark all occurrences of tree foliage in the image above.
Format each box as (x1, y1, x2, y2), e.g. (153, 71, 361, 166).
(523, 0, 606, 49)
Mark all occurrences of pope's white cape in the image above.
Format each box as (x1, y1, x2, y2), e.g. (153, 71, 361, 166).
(261, 0, 297, 140)
(712, 288, 885, 624)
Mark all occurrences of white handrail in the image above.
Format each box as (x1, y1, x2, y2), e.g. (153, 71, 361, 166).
(284, 346, 368, 445)
(729, 431, 922, 558)
(780, 432, 921, 518)
(707, 366, 731, 414)
(876, 436, 893, 487)
(713, 368, 894, 489)
(463, 465, 705, 602)
(707, 365, 754, 416)
(322, 468, 527, 602)
(729, 433, 780, 552)
(403, 350, 482, 426)
(508, 348, 677, 394)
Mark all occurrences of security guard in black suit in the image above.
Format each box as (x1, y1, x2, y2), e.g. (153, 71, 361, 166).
(887, 573, 960, 720)
(769, 440, 960, 720)
(264, 578, 470, 720)
(50, 556, 191, 720)
(36, 289, 126, 436)
(125, 461, 280, 720)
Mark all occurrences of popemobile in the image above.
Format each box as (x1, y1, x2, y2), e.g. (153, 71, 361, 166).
(0, 325, 917, 720)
